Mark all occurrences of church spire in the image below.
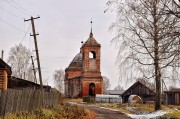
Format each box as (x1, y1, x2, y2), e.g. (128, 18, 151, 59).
(90, 20, 93, 37)
(81, 20, 100, 47)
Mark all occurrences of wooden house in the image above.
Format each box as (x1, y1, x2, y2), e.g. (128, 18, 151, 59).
(121, 79, 156, 103)
(0, 58, 12, 90)
(164, 88, 180, 105)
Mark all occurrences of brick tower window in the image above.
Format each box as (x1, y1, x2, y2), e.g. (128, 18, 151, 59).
(89, 51, 96, 59)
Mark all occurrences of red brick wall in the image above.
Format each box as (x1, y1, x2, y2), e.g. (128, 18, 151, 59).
(67, 71, 81, 78)
(0, 69, 8, 90)
(82, 81, 89, 96)
(82, 71, 101, 77)
(80, 44, 103, 97)
(81, 78, 103, 96)
(95, 81, 103, 94)
(81, 46, 101, 72)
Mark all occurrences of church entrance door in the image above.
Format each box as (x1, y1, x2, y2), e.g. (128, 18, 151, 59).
(89, 83, 95, 96)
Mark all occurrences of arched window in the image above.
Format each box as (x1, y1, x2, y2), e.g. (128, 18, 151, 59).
(89, 51, 96, 59)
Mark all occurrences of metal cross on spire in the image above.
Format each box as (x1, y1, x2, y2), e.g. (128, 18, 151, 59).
(90, 20, 93, 33)
(90, 20, 93, 37)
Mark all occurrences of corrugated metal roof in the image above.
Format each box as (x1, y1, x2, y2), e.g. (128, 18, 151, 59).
(105, 90, 125, 95)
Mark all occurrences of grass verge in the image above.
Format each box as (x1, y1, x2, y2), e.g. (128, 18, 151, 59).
(162, 111, 180, 119)
(4, 103, 95, 119)
(65, 98, 180, 118)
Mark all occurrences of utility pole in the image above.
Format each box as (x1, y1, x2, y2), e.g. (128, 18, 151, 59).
(31, 56, 37, 83)
(24, 16, 43, 90)
(1, 50, 4, 60)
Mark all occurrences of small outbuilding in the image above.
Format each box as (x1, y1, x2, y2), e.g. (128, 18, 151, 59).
(164, 88, 180, 105)
(122, 79, 155, 103)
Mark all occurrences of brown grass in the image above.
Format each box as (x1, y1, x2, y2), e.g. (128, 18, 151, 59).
(162, 111, 180, 119)
(64, 98, 180, 118)
(4, 102, 95, 119)
(64, 98, 83, 103)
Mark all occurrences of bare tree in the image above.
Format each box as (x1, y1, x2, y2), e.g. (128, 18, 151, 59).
(7, 43, 35, 81)
(107, 0, 180, 110)
(103, 76, 111, 93)
(53, 69, 65, 93)
(163, 0, 180, 18)
(114, 84, 124, 91)
(26, 66, 35, 82)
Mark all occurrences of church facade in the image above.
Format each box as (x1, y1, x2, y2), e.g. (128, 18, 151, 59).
(64, 31, 104, 98)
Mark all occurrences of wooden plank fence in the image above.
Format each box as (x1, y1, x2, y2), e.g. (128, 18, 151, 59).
(0, 89, 59, 117)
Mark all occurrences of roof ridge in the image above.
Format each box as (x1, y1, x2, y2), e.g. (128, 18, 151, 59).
(83, 35, 100, 46)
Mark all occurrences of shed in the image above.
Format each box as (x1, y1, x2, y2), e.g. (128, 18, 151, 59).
(122, 79, 155, 103)
(164, 88, 180, 105)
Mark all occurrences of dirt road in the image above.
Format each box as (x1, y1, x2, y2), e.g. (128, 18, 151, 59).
(83, 105, 132, 119)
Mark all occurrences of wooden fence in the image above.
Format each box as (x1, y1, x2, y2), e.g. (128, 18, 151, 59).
(0, 89, 59, 117)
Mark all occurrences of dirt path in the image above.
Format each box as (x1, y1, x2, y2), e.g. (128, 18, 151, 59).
(82, 105, 132, 119)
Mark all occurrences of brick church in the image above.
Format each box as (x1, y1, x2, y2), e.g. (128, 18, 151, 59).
(64, 29, 104, 98)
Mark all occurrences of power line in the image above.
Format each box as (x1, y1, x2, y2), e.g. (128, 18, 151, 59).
(3, 0, 31, 16)
(20, 23, 31, 43)
(0, 17, 24, 32)
(10, 0, 38, 16)
(0, 6, 23, 19)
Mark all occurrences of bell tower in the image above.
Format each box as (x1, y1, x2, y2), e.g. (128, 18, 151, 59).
(81, 32, 101, 77)
(80, 21, 103, 96)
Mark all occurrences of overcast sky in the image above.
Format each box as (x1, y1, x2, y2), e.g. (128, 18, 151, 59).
(0, 0, 127, 89)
